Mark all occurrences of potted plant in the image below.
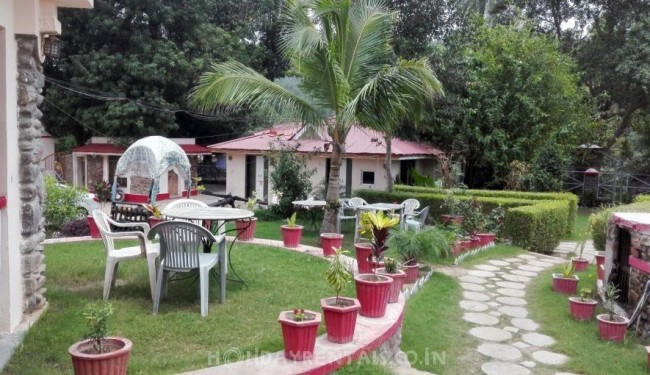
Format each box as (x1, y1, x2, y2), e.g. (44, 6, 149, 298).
(354, 211, 398, 318)
(235, 193, 257, 241)
(597, 283, 630, 342)
(277, 308, 321, 360)
(68, 303, 132, 375)
(389, 226, 453, 283)
(458, 197, 482, 248)
(571, 225, 592, 272)
(143, 203, 164, 227)
(475, 206, 504, 246)
(439, 189, 464, 225)
(281, 212, 303, 248)
(553, 262, 579, 294)
(569, 273, 598, 321)
(321, 248, 361, 343)
(88, 180, 112, 238)
(376, 257, 407, 303)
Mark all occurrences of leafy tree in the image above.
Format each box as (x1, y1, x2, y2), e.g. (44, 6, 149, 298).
(268, 142, 315, 218)
(526, 141, 571, 192)
(190, 0, 443, 233)
(388, 0, 447, 58)
(414, 19, 593, 188)
(42, 0, 272, 146)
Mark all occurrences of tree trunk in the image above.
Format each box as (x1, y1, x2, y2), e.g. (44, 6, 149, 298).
(604, 104, 642, 150)
(384, 135, 394, 192)
(320, 142, 343, 234)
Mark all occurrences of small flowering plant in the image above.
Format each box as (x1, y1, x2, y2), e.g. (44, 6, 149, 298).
(143, 203, 163, 219)
(292, 308, 308, 322)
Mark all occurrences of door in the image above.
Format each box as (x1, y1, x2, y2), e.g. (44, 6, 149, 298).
(400, 160, 416, 184)
(168, 170, 179, 197)
(245, 155, 256, 198)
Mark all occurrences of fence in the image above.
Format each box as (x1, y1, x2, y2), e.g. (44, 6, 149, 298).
(564, 170, 650, 202)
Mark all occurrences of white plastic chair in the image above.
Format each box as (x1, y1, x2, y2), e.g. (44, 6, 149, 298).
(92, 209, 160, 301)
(147, 221, 226, 316)
(337, 199, 356, 233)
(400, 198, 421, 227)
(348, 197, 368, 208)
(405, 206, 430, 231)
(163, 199, 208, 226)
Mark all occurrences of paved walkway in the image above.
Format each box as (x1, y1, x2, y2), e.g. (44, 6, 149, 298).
(454, 250, 577, 375)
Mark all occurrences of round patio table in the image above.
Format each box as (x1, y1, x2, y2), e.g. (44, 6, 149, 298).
(162, 206, 254, 298)
(292, 200, 326, 231)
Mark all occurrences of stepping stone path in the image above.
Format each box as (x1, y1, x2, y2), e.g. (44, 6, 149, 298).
(459, 253, 570, 374)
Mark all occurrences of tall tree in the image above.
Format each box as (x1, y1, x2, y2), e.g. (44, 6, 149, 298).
(43, 0, 261, 146)
(388, 0, 447, 58)
(190, 0, 443, 233)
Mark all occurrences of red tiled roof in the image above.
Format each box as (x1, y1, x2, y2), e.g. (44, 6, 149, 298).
(208, 123, 442, 158)
(72, 143, 211, 155)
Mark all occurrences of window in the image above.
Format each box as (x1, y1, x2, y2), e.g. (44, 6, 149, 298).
(362, 171, 375, 185)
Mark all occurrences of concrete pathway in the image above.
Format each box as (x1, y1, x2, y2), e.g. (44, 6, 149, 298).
(456, 252, 578, 375)
(553, 240, 596, 262)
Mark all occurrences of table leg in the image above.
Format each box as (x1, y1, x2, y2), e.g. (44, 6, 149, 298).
(218, 239, 226, 303)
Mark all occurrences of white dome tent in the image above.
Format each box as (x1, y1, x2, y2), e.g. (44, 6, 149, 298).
(112, 136, 192, 203)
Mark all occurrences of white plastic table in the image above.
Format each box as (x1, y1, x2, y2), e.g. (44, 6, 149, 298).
(162, 206, 254, 301)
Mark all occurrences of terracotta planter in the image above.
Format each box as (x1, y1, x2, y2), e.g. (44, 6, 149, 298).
(321, 233, 344, 257)
(354, 274, 393, 318)
(452, 241, 463, 256)
(281, 225, 303, 248)
(355, 243, 374, 274)
(596, 314, 630, 342)
(439, 214, 464, 225)
(569, 297, 598, 321)
(571, 257, 589, 272)
(404, 263, 420, 284)
(376, 268, 406, 303)
(278, 309, 321, 361)
(552, 273, 579, 294)
(235, 218, 257, 241)
(87, 216, 101, 239)
(320, 297, 361, 344)
(469, 236, 481, 249)
(69, 337, 132, 375)
(460, 239, 473, 252)
(476, 233, 496, 246)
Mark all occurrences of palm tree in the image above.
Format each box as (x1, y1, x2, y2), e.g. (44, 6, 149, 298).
(190, 0, 443, 233)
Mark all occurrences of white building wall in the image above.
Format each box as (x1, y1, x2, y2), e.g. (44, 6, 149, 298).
(0, 0, 23, 334)
(226, 154, 247, 198)
(351, 157, 388, 192)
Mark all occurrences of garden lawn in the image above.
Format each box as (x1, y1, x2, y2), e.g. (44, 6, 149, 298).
(4, 240, 355, 375)
(528, 265, 648, 374)
(562, 207, 595, 241)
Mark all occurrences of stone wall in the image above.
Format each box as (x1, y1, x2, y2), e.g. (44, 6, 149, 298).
(130, 176, 153, 195)
(16, 35, 46, 314)
(86, 155, 104, 191)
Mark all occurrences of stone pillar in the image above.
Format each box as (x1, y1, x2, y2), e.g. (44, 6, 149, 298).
(16, 34, 46, 314)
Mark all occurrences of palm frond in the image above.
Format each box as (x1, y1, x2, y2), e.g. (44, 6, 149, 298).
(189, 61, 322, 125)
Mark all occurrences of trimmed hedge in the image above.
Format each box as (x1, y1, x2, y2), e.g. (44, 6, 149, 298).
(393, 185, 578, 234)
(591, 201, 650, 251)
(355, 186, 578, 254)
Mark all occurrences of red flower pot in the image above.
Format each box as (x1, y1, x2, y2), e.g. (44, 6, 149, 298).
(321, 233, 344, 257)
(281, 225, 303, 248)
(596, 314, 630, 342)
(572, 257, 589, 272)
(569, 297, 598, 321)
(476, 233, 496, 246)
(452, 241, 462, 256)
(148, 217, 165, 228)
(460, 239, 473, 252)
(235, 218, 257, 241)
(354, 274, 393, 318)
(595, 252, 605, 280)
(404, 263, 419, 284)
(355, 243, 374, 274)
(87, 216, 101, 239)
(278, 309, 321, 360)
(439, 214, 463, 225)
(69, 337, 132, 375)
(469, 236, 481, 249)
(552, 274, 579, 294)
(321, 297, 360, 343)
(376, 268, 406, 303)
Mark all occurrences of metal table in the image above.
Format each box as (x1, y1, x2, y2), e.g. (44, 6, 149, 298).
(162, 206, 255, 297)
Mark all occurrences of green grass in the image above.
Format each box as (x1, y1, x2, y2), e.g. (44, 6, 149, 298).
(528, 265, 649, 374)
(4, 240, 355, 375)
(562, 207, 595, 241)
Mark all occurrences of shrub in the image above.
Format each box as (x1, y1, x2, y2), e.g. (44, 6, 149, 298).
(504, 201, 568, 254)
(526, 142, 570, 192)
(44, 176, 87, 232)
(59, 219, 90, 237)
(267, 142, 315, 217)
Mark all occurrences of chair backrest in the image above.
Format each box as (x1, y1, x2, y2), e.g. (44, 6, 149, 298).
(163, 199, 208, 225)
(92, 209, 118, 252)
(417, 206, 430, 224)
(348, 197, 368, 208)
(401, 199, 420, 215)
(147, 221, 216, 270)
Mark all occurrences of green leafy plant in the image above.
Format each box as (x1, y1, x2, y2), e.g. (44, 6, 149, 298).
(246, 191, 257, 210)
(458, 197, 483, 236)
(93, 180, 112, 210)
(43, 175, 88, 232)
(441, 189, 461, 216)
(389, 226, 453, 265)
(485, 206, 506, 235)
(192, 177, 205, 193)
(383, 257, 398, 273)
(267, 141, 315, 218)
(83, 302, 114, 353)
(602, 283, 620, 321)
(325, 248, 353, 305)
(143, 204, 163, 219)
(285, 212, 298, 227)
(561, 262, 575, 278)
